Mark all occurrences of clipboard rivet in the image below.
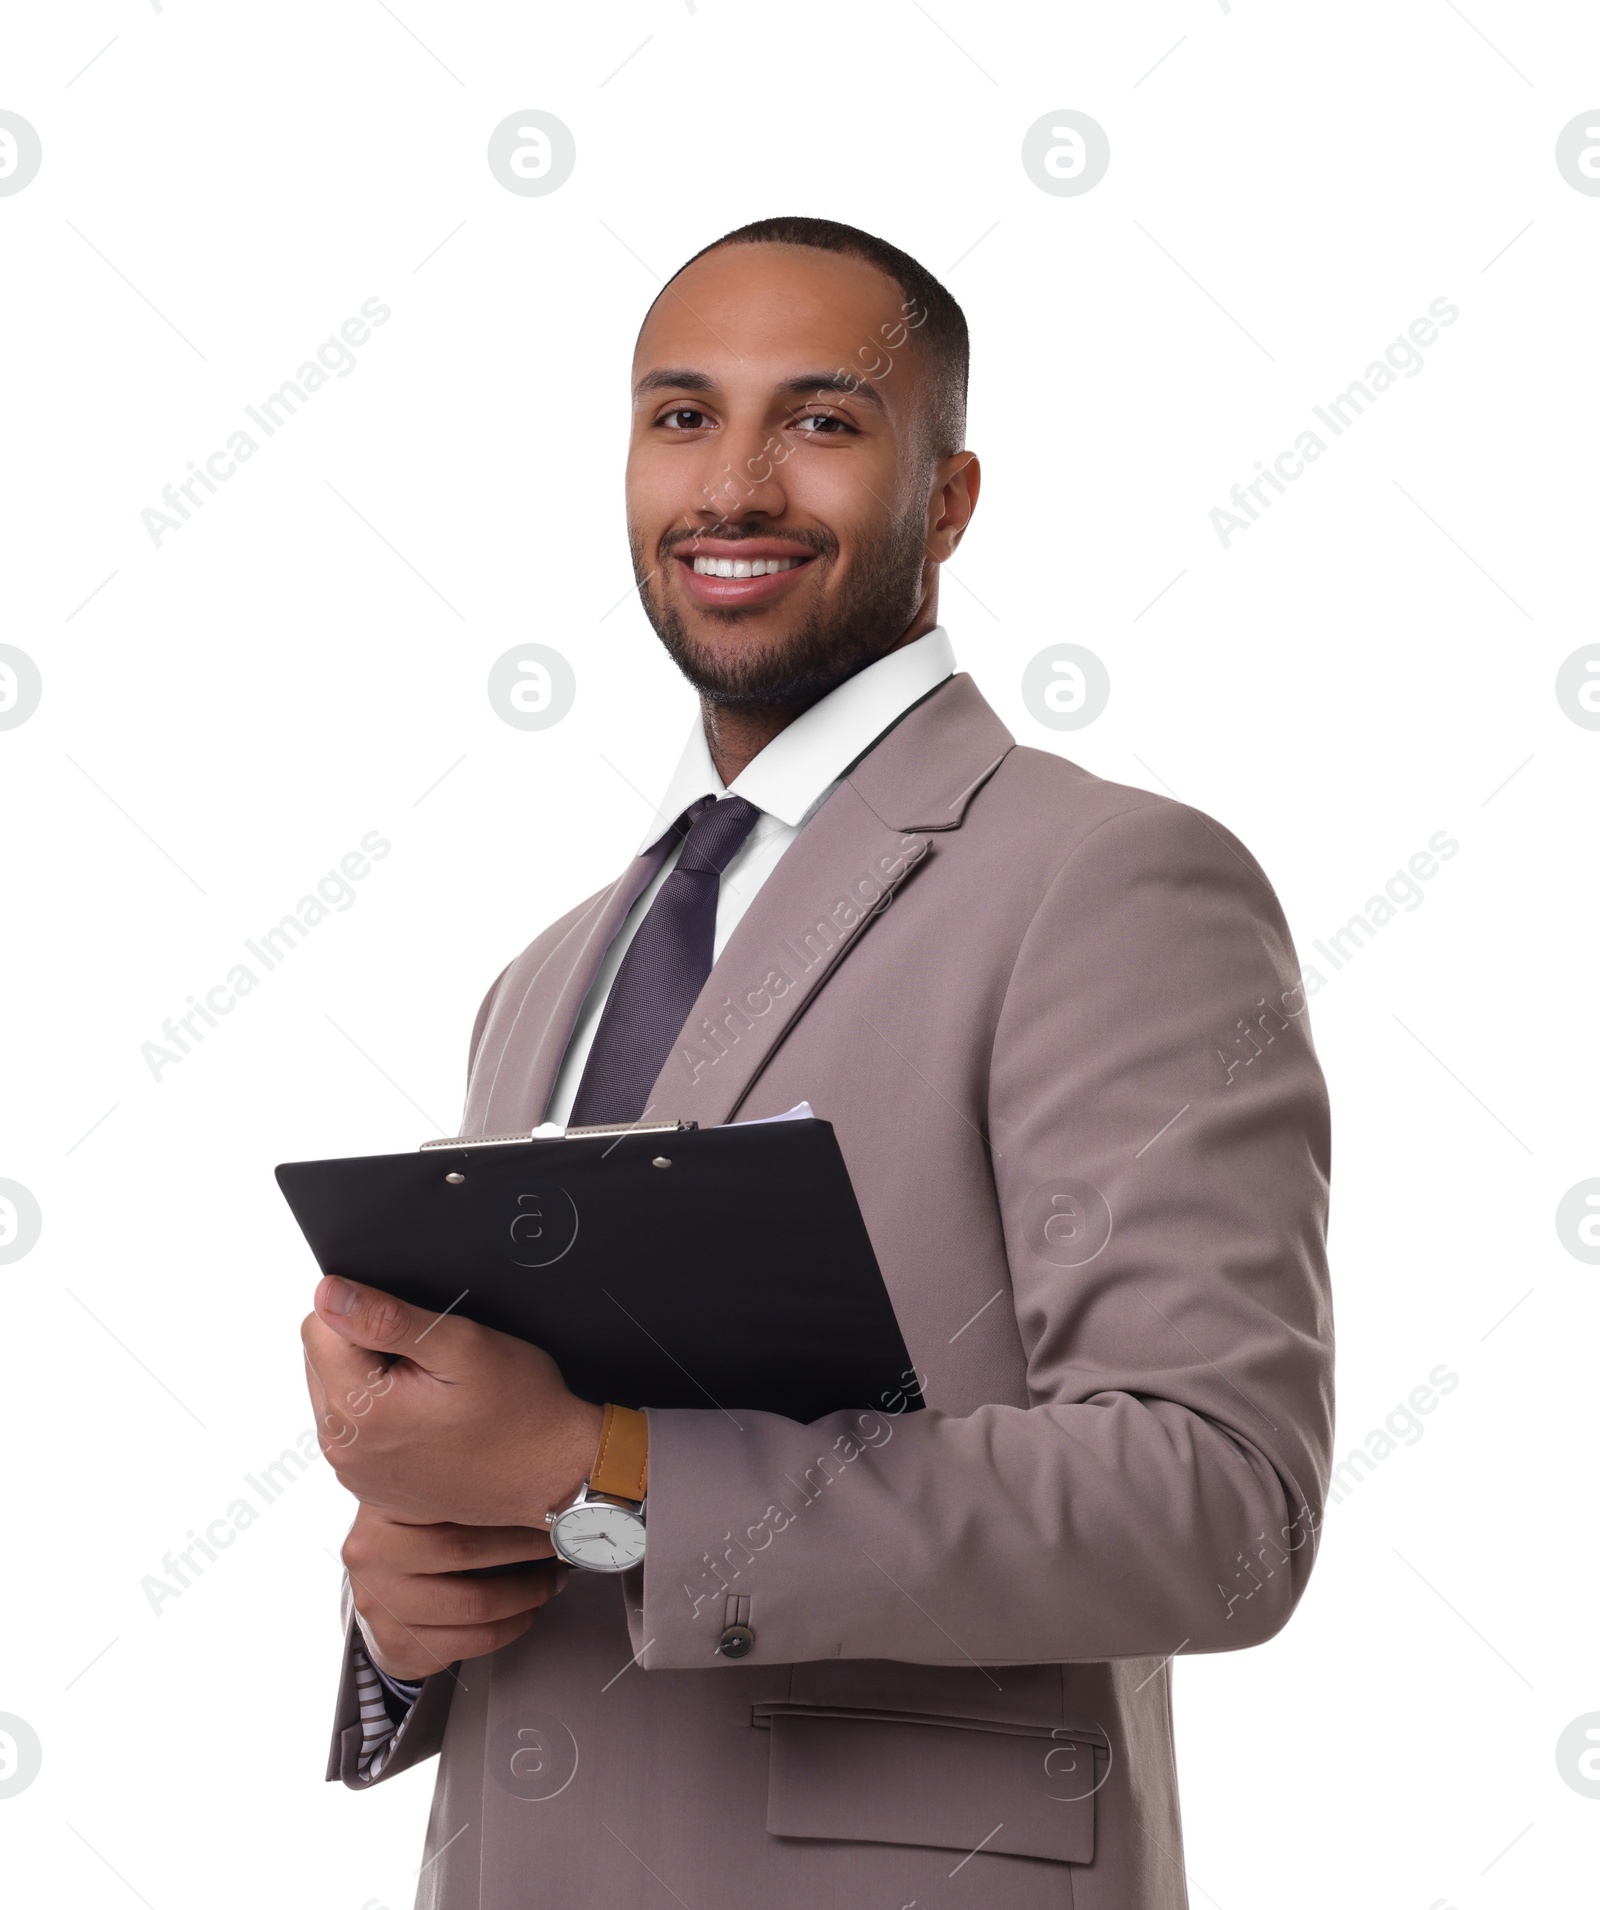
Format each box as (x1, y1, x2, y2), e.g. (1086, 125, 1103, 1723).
(445, 1171, 466, 1185)
(651, 1156, 672, 1169)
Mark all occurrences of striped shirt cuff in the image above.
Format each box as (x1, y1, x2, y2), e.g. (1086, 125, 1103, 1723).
(351, 1643, 424, 1782)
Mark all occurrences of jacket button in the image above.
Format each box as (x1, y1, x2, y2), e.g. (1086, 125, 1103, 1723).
(717, 1624, 755, 1658)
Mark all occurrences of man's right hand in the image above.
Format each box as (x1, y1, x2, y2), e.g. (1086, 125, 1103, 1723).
(341, 1502, 567, 1683)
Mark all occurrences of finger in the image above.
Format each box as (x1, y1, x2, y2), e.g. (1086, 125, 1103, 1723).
(300, 1342, 347, 1458)
(365, 1611, 542, 1682)
(301, 1314, 402, 1444)
(349, 1561, 559, 1670)
(344, 1519, 557, 1599)
(383, 1560, 567, 1630)
(302, 1339, 330, 1420)
(378, 1521, 555, 1574)
(311, 1276, 483, 1378)
(301, 1308, 377, 1404)
(313, 1277, 425, 1356)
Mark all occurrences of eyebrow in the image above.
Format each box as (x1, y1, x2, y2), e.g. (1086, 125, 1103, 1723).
(633, 368, 716, 398)
(632, 367, 888, 412)
(779, 373, 887, 412)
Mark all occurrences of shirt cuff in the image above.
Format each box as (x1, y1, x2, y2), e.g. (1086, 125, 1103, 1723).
(372, 1659, 425, 1709)
(352, 1642, 423, 1781)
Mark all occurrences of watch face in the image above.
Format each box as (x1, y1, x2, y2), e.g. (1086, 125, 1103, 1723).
(551, 1499, 646, 1573)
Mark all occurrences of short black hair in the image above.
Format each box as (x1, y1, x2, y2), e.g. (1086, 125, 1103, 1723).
(657, 216, 969, 458)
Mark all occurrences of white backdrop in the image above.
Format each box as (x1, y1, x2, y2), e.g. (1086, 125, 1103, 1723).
(3, 4, 1597, 1906)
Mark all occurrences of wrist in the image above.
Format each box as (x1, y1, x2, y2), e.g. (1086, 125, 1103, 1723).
(541, 1399, 605, 1523)
(545, 1403, 650, 1575)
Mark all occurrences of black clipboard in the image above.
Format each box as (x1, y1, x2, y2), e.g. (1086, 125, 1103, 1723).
(275, 1115, 921, 1426)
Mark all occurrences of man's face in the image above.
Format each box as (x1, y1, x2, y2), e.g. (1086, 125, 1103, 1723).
(625, 242, 961, 709)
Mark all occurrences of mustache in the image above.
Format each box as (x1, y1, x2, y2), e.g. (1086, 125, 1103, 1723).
(658, 525, 836, 562)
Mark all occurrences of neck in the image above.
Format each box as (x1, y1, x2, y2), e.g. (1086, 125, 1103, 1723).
(699, 602, 938, 786)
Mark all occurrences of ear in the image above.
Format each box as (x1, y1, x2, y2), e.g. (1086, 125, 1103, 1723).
(928, 451, 981, 560)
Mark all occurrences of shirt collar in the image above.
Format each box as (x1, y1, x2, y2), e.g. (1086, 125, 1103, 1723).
(637, 625, 957, 852)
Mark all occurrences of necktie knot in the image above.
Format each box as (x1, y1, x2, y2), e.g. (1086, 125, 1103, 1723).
(674, 795, 762, 877)
(565, 792, 764, 1126)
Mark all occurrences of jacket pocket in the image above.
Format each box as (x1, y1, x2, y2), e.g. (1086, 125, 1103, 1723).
(754, 1704, 1105, 1866)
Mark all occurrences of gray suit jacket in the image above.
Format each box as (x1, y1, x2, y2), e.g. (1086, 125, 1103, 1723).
(327, 673, 1334, 1910)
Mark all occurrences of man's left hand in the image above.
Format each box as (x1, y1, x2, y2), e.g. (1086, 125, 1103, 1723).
(301, 1276, 604, 1528)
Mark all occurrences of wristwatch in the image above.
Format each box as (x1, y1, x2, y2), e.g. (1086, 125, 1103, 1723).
(544, 1402, 648, 1573)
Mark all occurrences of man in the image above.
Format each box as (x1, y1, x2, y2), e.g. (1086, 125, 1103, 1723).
(302, 216, 1333, 1910)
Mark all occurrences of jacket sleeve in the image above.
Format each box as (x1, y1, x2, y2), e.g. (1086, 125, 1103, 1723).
(325, 1574, 456, 1788)
(629, 797, 1334, 1669)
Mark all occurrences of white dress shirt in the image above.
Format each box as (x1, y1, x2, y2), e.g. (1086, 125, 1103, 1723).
(543, 625, 957, 1126)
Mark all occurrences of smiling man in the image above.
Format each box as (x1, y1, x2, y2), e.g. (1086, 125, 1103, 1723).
(303, 217, 1334, 1910)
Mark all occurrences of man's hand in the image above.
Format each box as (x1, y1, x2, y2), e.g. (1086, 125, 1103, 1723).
(301, 1275, 604, 1528)
(342, 1502, 565, 1681)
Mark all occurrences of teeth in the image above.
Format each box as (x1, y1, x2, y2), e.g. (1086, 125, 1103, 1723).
(692, 555, 802, 578)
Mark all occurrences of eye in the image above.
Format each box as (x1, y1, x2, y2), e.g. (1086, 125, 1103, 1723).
(656, 406, 712, 431)
(791, 411, 857, 437)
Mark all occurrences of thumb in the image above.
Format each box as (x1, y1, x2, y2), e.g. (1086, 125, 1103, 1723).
(314, 1276, 453, 1364)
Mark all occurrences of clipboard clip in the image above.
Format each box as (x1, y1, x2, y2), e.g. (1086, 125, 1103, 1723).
(420, 1118, 698, 1152)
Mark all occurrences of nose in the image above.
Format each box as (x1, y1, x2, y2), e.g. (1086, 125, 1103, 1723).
(691, 415, 789, 528)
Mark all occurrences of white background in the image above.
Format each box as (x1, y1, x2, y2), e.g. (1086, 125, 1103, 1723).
(2, 3, 1597, 1906)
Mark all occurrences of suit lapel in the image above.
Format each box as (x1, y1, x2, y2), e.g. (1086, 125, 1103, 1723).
(645, 674, 1014, 1127)
(642, 784, 932, 1128)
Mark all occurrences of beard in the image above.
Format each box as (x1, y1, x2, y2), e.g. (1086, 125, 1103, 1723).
(629, 511, 930, 712)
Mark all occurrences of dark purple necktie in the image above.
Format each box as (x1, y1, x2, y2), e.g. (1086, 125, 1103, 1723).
(567, 794, 763, 1126)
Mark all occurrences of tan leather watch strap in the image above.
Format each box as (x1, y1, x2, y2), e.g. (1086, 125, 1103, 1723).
(589, 1402, 648, 1504)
